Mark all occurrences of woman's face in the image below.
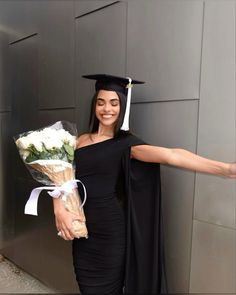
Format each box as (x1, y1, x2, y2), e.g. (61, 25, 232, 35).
(95, 89, 120, 128)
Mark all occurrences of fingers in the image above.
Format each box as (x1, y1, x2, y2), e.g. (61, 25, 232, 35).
(58, 224, 76, 240)
(57, 224, 75, 240)
(55, 219, 75, 241)
(59, 228, 74, 240)
(54, 209, 86, 240)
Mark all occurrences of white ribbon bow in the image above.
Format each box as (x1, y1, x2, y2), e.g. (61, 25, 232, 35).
(24, 179, 87, 216)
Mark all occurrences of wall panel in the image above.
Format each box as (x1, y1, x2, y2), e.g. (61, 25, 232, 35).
(39, 226, 78, 292)
(75, 1, 127, 133)
(0, 32, 11, 112)
(6, 0, 38, 43)
(127, 0, 203, 102)
(38, 109, 76, 128)
(0, 113, 13, 250)
(190, 220, 236, 293)
(194, 0, 236, 228)
(38, 1, 75, 109)
(11, 178, 42, 272)
(10, 35, 39, 182)
(131, 100, 198, 292)
(2, 33, 41, 279)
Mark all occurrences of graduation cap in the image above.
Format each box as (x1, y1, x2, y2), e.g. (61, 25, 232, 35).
(82, 74, 145, 131)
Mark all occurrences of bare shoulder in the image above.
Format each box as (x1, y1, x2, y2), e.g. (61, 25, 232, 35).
(76, 133, 91, 149)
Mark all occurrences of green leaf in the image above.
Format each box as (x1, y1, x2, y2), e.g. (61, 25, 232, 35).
(25, 153, 38, 163)
(64, 144, 74, 157)
(67, 154, 74, 162)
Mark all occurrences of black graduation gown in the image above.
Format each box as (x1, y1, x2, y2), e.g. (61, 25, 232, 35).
(73, 133, 166, 294)
(121, 134, 165, 294)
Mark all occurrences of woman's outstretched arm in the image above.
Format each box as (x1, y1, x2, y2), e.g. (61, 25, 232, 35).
(131, 145, 236, 178)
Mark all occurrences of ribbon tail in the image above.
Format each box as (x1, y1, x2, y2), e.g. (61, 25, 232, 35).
(24, 187, 42, 216)
(75, 180, 87, 209)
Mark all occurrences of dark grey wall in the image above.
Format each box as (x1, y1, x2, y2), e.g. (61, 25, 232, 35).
(0, 0, 235, 293)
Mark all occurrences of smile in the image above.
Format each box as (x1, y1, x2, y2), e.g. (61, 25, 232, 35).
(101, 114, 113, 119)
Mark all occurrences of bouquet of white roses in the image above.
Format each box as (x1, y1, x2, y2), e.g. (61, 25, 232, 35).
(14, 121, 88, 239)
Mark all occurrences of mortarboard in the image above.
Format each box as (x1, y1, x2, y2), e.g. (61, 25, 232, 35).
(82, 74, 145, 131)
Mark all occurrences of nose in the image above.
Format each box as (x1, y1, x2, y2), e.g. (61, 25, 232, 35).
(103, 103, 111, 112)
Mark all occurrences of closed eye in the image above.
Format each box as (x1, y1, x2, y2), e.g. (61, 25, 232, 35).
(111, 99, 119, 106)
(96, 98, 119, 106)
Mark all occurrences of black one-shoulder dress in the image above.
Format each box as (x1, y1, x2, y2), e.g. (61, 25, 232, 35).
(72, 133, 165, 294)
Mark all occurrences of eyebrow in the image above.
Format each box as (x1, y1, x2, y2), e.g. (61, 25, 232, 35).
(96, 98, 119, 101)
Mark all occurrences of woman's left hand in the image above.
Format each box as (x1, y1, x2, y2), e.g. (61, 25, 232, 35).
(227, 162, 236, 178)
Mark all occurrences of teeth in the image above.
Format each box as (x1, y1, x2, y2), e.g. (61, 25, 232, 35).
(102, 115, 112, 118)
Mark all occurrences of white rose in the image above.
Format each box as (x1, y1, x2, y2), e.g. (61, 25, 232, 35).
(16, 136, 31, 150)
(53, 129, 75, 147)
(40, 128, 54, 140)
(54, 138, 64, 149)
(57, 129, 69, 141)
(33, 140, 43, 152)
(61, 131, 76, 147)
(19, 149, 30, 160)
(44, 138, 63, 150)
(57, 129, 67, 138)
(67, 135, 76, 148)
(27, 132, 39, 143)
(25, 132, 43, 152)
(27, 131, 38, 139)
(43, 139, 54, 150)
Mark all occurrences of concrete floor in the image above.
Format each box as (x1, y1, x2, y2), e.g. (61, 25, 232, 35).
(0, 254, 57, 293)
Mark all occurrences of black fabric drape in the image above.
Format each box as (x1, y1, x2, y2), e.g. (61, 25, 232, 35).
(121, 135, 167, 294)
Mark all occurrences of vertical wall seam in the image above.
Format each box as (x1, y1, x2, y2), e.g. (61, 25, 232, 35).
(188, 0, 205, 292)
(73, 0, 76, 119)
(234, 4, 236, 291)
(37, 27, 40, 115)
(35, 33, 39, 115)
(125, 1, 128, 77)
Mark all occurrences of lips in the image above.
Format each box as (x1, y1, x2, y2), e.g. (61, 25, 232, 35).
(101, 114, 113, 119)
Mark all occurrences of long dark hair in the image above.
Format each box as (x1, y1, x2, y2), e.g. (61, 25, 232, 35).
(88, 90, 129, 138)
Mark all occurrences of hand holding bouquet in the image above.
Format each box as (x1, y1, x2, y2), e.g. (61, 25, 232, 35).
(14, 121, 88, 239)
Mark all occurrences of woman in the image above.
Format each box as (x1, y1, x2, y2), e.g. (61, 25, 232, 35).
(52, 74, 236, 294)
